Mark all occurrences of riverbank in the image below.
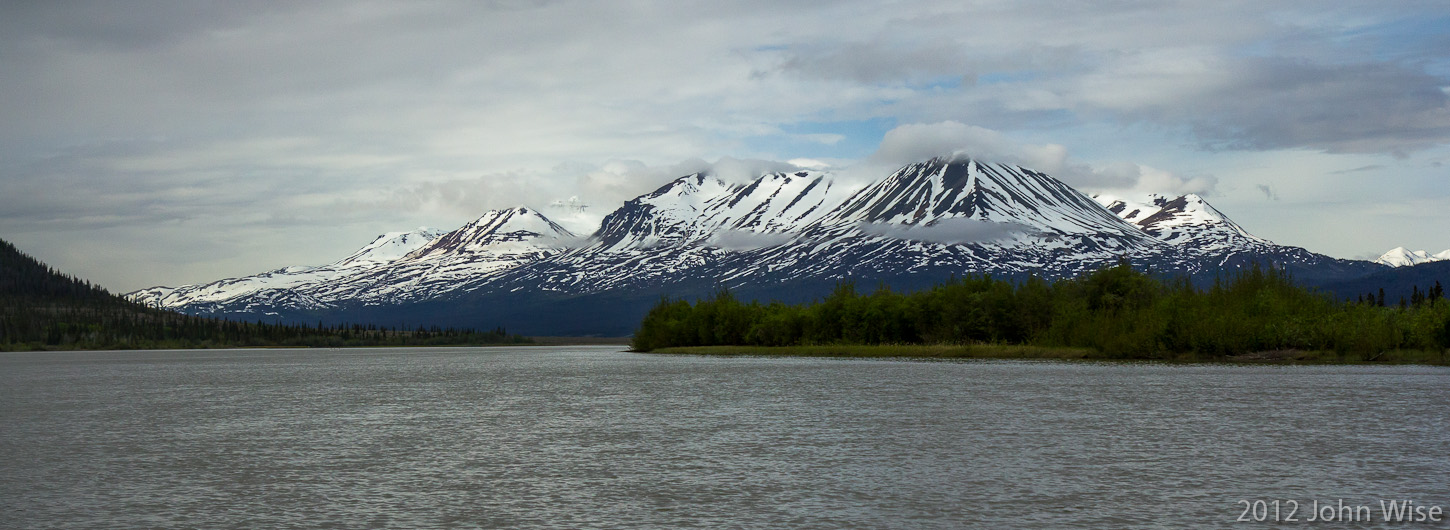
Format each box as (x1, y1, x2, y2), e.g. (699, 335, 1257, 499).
(646, 344, 1450, 365)
(528, 336, 632, 346)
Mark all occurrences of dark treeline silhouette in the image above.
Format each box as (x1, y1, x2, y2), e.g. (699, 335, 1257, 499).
(1, 239, 530, 350)
(633, 260, 1450, 358)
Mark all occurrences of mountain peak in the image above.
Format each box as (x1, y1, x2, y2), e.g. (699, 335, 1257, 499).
(1375, 246, 1450, 267)
(824, 158, 1144, 242)
(1092, 192, 1266, 249)
(639, 172, 726, 201)
(593, 170, 818, 250)
(406, 206, 574, 261)
(333, 227, 446, 268)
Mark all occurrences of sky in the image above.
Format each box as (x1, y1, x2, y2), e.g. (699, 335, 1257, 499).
(2, 0, 1449, 293)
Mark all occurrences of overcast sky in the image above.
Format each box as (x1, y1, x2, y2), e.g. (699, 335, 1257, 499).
(3, 1, 1448, 292)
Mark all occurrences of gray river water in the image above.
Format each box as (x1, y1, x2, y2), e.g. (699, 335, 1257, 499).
(2, 346, 1446, 529)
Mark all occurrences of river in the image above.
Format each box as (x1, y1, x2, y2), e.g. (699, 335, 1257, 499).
(2, 346, 1446, 529)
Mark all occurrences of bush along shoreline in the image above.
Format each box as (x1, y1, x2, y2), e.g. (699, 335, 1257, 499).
(631, 261, 1450, 364)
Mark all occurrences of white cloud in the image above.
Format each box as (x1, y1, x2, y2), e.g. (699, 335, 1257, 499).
(707, 229, 795, 251)
(865, 121, 1218, 196)
(701, 157, 807, 185)
(1076, 163, 1218, 197)
(1065, 51, 1450, 154)
(793, 133, 847, 145)
(2, 0, 1447, 290)
(860, 218, 1035, 244)
(787, 158, 832, 169)
(868, 121, 1068, 171)
(1256, 184, 1280, 201)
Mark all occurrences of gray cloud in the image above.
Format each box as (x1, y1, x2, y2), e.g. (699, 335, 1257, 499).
(1071, 55, 1450, 154)
(1332, 165, 1388, 174)
(868, 121, 1068, 170)
(1086, 163, 1218, 197)
(860, 218, 1035, 244)
(707, 230, 795, 251)
(0, 1, 279, 52)
(765, 4, 1450, 156)
(342, 158, 718, 237)
(864, 121, 1218, 195)
(776, 39, 976, 85)
(702, 157, 813, 185)
(1, 0, 1447, 290)
(1256, 184, 1280, 201)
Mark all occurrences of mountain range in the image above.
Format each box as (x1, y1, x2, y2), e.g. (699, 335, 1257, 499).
(127, 156, 1392, 335)
(1375, 247, 1450, 268)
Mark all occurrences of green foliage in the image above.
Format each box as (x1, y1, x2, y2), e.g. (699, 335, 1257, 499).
(632, 261, 1450, 361)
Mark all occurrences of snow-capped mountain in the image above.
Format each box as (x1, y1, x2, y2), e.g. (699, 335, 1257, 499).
(1092, 192, 1269, 251)
(1375, 247, 1450, 267)
(591, 171, 834, 251)
(1085, 190, 1377, 283)
(129, 207, 574, 313)
(721, 158, 1174, 285)
(489, 158, 1179, 295)
(498, 169, 842, 292)
(832, 159, 1144, 236)
(126, 156, 1385, 333)
(409, 207, 574, 261)
(129, 227, 445, 312)
(311, 206, 576, 302)
(334, 228, 446, 268)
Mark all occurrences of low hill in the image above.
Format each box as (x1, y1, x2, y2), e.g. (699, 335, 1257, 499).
(1, 239, 124, 304)
(0, 238, 527, 350)
(1316, 260, 1450, 305)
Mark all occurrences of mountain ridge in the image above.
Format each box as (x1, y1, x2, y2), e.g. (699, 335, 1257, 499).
(1375, 247, 1450, 267)
(125, 156, 1391, 334)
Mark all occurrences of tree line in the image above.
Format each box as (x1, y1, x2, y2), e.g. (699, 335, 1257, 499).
(632, 260, 1450, 358)
(1, 239, 530, 350)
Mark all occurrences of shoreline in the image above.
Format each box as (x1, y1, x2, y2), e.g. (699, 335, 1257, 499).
(643, 344, 1450, 366)
(1, 336, 631, 352)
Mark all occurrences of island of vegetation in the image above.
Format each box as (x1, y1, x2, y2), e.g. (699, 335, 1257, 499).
(632, 261, 1450, 364)
(0, 239, 531, 351)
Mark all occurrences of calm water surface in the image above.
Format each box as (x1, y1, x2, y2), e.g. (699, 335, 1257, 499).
(2, 346, 1447, 529)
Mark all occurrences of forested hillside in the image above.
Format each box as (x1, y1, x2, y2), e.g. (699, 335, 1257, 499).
(633, 260, 1450, 360)
(0, 239, 529, 350)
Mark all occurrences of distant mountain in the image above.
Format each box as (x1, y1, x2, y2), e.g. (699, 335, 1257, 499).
(1088, 192, 1376, 283)
(495, 170, 840, 293)
(1375, 247, 1450, 267)
(129, 227, 444, 313)
(2, 239, 120, 303)
(1092, 192, 1268, 250)
(125, 156, 1390, 335)
(129, 207, 575, 314)
(1318, 260, 1450, 304)
(0, 237, 528, 349)
(1, 237, 225, 348)
(335, 228, 445, 268)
